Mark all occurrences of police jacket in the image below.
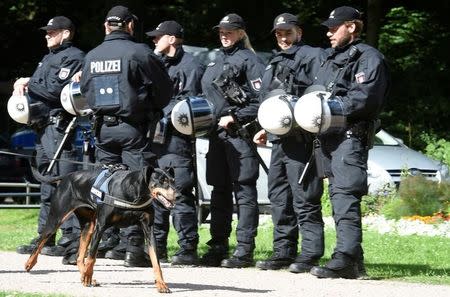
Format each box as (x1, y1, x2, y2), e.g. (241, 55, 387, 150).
(314, 39, 390, 123)
(81, 31, 172, 124)
(163, 46, 205, 115)
(260, 42, 325, 141)
(28, 41, 85, 113)
(200, 40, 265, 124)
(260, 42, 325, 100)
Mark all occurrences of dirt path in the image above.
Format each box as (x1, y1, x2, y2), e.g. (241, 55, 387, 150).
(1, 251, 449, 297)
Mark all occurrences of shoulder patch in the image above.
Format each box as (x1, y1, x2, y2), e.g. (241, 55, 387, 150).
(207, 62, 215, 67)
(265, 65, 272, 71)
(250, 78, 262, 91)
(58, 68, 71, 80)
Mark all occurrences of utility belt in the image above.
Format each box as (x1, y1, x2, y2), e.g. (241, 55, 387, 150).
(48, 112, 72, 132)
(92, 115, 146, 138)
(345, 119, 380, 149)
(102, 115, 123, 127)
(302, 119, 380, 182)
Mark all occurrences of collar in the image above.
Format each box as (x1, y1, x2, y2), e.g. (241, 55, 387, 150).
(331, 39, 362, 55)
(49, 41, 72, 54)
(104, 30, 135, 42)
(164, 46, 184, 66)
(277, 41, 303, 56)
(222, 39, 245, 55)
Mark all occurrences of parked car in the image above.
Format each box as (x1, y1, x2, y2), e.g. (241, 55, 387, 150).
(0, 135, 32, 183)
(195, 129, 450, 222)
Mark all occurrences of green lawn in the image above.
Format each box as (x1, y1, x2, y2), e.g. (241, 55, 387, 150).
(1, 209, 449, 285)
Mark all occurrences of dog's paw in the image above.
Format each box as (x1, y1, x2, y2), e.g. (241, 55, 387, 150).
(155, 281, 171, 293)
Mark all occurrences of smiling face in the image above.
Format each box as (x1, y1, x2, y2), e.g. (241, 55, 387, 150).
(219, 28, 242, 48)
(275, 27, 301, 51)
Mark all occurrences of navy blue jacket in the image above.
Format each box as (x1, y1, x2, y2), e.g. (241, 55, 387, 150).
(81, 31, 172, 123)
(162, 46, 205, 115)
(314, 40, 390, 122)
(28, 41, 85, 112)
(260, 42, 325, 100)
(201, 40, 265, 124)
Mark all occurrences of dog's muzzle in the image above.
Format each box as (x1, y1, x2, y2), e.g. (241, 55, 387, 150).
(155, 194, 175, 209)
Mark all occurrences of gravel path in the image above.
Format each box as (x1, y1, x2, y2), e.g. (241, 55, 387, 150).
(1, 251, 449, 297)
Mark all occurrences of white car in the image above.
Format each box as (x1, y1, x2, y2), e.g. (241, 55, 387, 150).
(195, 130, 449, 222)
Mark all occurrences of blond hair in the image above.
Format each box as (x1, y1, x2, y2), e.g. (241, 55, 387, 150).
(238, 29, 255, 53)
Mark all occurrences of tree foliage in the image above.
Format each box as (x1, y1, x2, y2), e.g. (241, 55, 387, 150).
(378, 7, 450, 148)
(0, 0, 448, 151)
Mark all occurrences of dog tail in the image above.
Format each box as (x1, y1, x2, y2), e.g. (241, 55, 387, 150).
(30, 159, 64, 184)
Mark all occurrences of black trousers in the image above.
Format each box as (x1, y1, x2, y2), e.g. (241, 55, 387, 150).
(268, 136, 324, 260)
(153, 150, 198, 251)
(206, 130, 259, 255)
(35, 122, 79, 235)
(320, 134, 368, 264)
(95, 121, 154, 238)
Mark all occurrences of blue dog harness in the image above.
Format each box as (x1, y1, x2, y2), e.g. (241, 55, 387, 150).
(90, 164, 154, 210)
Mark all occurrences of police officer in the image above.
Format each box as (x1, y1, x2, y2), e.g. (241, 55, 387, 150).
(199, 13, 265, 268)
(309, 6, 390, 279)
(253, 13, 325, 272)
(145, 20, 204, 265)
(80, 5, 172, 267)
(14, 16, 84, 266)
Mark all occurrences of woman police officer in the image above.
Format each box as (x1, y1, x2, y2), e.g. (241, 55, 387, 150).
(199, 13, 265, 268)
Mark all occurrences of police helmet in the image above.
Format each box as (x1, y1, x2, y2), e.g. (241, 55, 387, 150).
(60, 81, 92, 116)
(294, 88, 346, 134)
(171, 96, 215, 137)
(7, 94, 49, 125)
(258, 90, 299, 135)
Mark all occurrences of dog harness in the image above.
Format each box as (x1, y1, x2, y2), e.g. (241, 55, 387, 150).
(90, 164, 154, 210)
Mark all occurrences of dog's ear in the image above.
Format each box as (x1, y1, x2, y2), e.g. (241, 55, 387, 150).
(143, 166, 154, 185)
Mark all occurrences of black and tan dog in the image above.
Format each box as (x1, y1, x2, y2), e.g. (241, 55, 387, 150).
(24, 165, 176, 293)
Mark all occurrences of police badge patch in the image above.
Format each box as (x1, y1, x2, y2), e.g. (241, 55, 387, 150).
(59, 68, 71, 80)
(355, 72, 366, 83)
(250, 78, 262, 91)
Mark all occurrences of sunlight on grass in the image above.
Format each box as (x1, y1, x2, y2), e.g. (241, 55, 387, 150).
(1, 209, 448, 284)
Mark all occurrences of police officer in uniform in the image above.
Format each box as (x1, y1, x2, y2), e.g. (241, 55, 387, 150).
(253, 13, 325, 272)
(199, 13, 265, 268)
(80, 5, 172, 267)
(146, 20, 204, 265)
(14, 16, 84, 265)
(308, 6, 390, 279)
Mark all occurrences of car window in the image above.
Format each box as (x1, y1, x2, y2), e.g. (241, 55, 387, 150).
(374, 130, 401, 146)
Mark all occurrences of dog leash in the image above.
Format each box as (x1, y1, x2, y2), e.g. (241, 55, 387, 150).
(0, 149, 99, 168)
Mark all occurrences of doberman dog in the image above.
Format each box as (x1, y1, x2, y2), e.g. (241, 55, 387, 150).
(24, 165, 176, 293)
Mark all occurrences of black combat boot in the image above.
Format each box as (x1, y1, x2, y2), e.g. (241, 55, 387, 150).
(256, 254, 295, 270)
(200, 241, 228, 267)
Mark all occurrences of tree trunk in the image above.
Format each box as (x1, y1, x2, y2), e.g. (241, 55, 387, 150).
(366, 0, 383, 48)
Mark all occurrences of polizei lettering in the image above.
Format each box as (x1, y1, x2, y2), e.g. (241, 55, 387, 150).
(90, 60, 121, 74)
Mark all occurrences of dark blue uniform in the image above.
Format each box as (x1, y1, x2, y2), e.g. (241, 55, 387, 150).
(151, 46, 204, 258)
(200, 40, 265, 263)
(81, 30, 172, 259)
(313, 40, 389, 269)
(29, 41, 84, 253)
(81, 30, 172, 168)
(258, 43, 325, 266)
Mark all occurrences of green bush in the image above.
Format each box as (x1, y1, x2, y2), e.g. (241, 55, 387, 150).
(381, 176, 450, 219)
(361, 184, 397, 216)
(420, 132, 450, 167)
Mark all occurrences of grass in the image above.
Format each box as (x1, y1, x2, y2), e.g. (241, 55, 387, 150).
(1, 209, 449, 286)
